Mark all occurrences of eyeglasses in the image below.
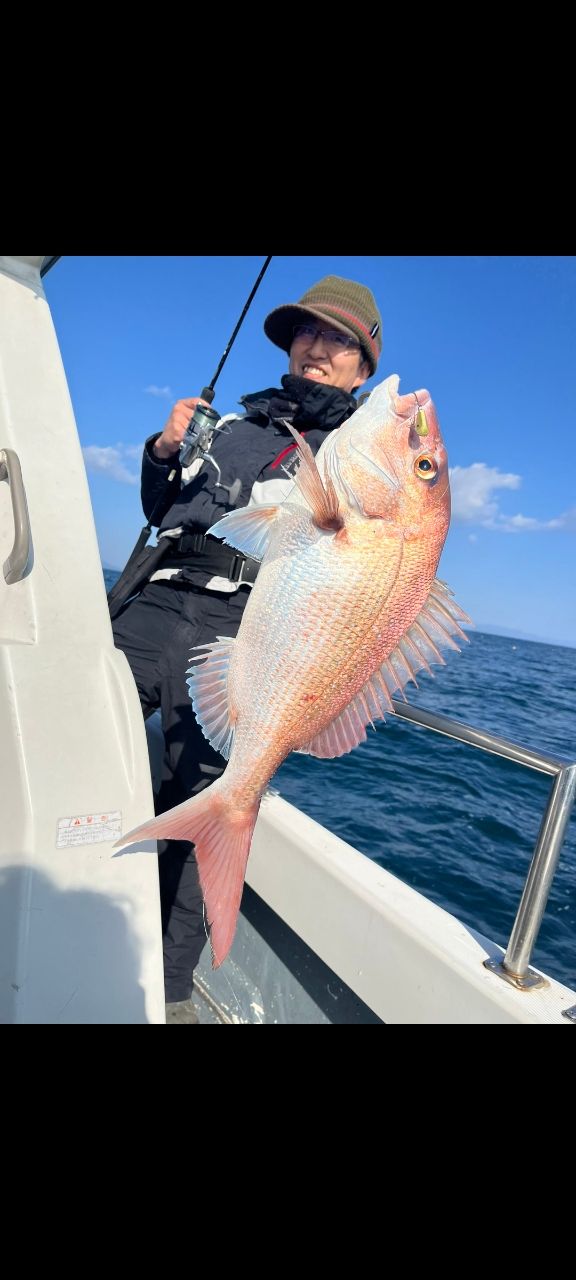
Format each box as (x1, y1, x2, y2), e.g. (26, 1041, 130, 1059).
(292, 323, 361, 354)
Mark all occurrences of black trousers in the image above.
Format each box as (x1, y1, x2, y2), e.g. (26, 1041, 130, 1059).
(112, 579, 249, 1001)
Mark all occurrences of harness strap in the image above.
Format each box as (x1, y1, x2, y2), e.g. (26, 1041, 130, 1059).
(160, 533, 259, 585)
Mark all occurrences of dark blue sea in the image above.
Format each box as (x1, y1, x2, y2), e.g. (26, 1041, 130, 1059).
(105, 570, 576, 991)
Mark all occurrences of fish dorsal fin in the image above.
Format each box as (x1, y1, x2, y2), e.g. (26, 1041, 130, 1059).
(186, 635, 236, 759)
(209, 504, 281, 562)
(285, 422, 343, 532)
(300, 581, 471, 759)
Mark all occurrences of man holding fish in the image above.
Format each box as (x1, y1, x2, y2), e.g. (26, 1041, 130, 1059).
(114, 274, 467, 1020)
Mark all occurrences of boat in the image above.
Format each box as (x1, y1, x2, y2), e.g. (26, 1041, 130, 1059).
(1, 255, 574, 1025)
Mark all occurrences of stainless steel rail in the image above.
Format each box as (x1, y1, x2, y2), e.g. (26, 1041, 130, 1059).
(390, 699, 576, 995)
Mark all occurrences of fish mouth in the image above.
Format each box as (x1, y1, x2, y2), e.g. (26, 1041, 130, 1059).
(393, 386, 432, 420)
(373, 375, 433, 440)
(391, 384, 436, 453)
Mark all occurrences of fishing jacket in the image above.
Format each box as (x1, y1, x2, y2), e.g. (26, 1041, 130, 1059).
(140, 376, 359, 591)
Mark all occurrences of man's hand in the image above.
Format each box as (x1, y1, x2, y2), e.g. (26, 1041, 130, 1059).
(153, 397, 207, 460)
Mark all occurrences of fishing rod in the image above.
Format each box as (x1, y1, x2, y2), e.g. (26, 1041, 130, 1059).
(178, 255, 273, 478)
(107, 255, 273, 619)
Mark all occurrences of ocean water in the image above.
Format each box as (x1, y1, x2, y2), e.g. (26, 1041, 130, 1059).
(105, 570, 576, 991)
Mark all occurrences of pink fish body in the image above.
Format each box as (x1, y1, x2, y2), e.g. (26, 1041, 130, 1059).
(116, 375, 470, 965)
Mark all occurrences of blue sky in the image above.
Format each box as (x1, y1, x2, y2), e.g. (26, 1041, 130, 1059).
(44, 256, 576, 648)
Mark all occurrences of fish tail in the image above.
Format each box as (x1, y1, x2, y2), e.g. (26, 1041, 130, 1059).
(114, 781, 260, 968)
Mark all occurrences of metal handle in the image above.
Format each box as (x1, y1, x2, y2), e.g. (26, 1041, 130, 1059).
(0, 447, 32, 583)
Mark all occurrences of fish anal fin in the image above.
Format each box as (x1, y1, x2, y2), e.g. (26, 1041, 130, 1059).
(209, 504, 280, 562)
(284, 421, 343, 533)
(186, 635, 236, 759)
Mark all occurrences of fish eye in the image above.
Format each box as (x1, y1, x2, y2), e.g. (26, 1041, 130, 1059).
(414, 455, 438, 481)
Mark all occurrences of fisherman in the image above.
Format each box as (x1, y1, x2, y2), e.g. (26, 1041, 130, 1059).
(111, 274, 382, 1022)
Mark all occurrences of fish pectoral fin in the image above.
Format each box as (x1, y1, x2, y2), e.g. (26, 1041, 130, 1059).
(186, 635, 236, 759)
(209, 504, 281, 562)
(299, 581, 472, 760)
(285, 422, 343, 533)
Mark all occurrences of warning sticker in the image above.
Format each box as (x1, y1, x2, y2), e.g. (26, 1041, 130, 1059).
(56, 811, 122, 848)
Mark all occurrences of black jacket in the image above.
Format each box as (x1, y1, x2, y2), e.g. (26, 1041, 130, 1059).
(141, 375, 358, 588)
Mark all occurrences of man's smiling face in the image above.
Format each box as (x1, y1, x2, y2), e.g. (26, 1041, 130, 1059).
(289, 321, 370, 394)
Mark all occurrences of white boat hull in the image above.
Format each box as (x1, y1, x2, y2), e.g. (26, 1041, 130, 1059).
(0, 257, 165, 1024)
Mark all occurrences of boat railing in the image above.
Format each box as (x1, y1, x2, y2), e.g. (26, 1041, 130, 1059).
(390, 699, 576, 1001)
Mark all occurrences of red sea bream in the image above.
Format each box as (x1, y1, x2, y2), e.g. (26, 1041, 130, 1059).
(115, 374, 471, 965)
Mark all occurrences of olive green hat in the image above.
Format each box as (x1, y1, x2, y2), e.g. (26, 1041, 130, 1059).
(264, 274, 382, 374)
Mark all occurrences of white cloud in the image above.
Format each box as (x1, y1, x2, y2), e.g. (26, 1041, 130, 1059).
(145, 384, 173, 400)
(82, 445, 139, 486)
(450, 463, 575, 532)
(450, 463, 520, 525)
